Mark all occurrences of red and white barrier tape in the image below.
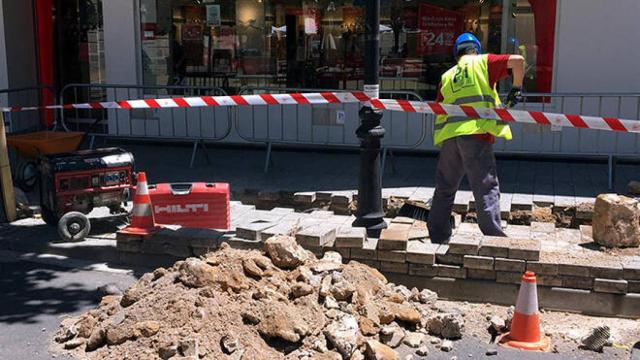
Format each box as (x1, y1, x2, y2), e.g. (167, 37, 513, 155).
(2, 91, 639, 134)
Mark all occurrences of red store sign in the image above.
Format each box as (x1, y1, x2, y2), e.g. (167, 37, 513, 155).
(416, 4, 464, 56)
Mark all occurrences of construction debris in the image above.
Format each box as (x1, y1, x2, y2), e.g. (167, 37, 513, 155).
(628, 181, 640, 195)
(53, 236, 448, 359)
(592, 194, 640, 247)
(580, 326, 611, 352)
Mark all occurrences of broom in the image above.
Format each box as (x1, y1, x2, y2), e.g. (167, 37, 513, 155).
(397, 198, 431, 222)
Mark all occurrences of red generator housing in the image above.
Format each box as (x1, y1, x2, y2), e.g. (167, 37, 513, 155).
(148, 182, 230, 230)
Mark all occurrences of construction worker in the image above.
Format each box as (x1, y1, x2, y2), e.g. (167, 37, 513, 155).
(427, 33, 525, 243)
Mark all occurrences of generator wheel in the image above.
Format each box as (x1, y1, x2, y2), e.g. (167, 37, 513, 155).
(57, 212, 91, 242)
(15, 160, 38, 192)
(40, 206, 59, 227)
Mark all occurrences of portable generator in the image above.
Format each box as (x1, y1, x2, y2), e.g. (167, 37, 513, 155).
(38, 148, 135, 241)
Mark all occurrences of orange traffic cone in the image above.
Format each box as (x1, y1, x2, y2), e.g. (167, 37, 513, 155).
(119, 172, 159, 236)
(499, 271, 551, 352)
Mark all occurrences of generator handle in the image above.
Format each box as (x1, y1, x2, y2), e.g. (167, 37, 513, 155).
(169, 183, 193, 195)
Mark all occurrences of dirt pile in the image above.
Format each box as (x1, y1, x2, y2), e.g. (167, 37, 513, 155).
(53, 235, 452, 359)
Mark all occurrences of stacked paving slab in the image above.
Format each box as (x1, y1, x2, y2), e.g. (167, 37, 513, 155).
(116, 200, 640, 297)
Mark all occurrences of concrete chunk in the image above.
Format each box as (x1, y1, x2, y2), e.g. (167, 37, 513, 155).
(593, 278, 628, 294)
(463, 255, 494, 270)
(448, 234, 481, 255)
(479, 236, 510, 258)
(495, 258, 526, 273)
(496, 271, 522, 285)
(590, 264, 624, 279)
(378, 223, 410, 250)
(558, 262, 591, 277)
(406, 241, 437, 265)
(508, 238, 540, 261)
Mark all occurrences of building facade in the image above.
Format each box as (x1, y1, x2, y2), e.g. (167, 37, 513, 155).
(0, 0, 639, 156)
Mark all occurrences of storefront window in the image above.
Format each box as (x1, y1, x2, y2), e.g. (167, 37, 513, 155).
(507, 0, 556, 94)
(56, 0, 105, 99)
(139, 1, 555, 98)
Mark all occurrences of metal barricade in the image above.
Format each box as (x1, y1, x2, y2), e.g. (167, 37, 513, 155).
(497, 92, 640, 189)
(235, 86, 429, 173)
(60, 83, 232, 168)
(0, 85, 57, 134)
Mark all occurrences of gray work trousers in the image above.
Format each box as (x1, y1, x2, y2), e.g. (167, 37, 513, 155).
(427, 136, 506, 243)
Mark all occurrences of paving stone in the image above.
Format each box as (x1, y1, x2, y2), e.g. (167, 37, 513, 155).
(141, 240, 169, 255)
(335, 227, 366, 248)
(622, 261, 640, 280)
(305, 246, 325, 258)
(530, 222, 555, 234)
(448, 234, 481, 255)
(593, 278, 628, 294)
(557, 262, 591, 277)
(269, 207, 295, 214)
(508, 238, 540, 261)
(380, 261, 409, 274)
(537, 275, 563, 287)
(164, 243, 193, 257)
(378, 250, 406, 263)
(451, 213, 462, 229)
(116, 239, 142, 253)
(406, 241, 438, 265)
(315, 191, 333, 202)
(435, 264, 466, 279)
(496, 271, 522, 284)
(436, 252, 464, 266)
(495, 258, 525, 272)
(553, 196, 576, 210)
(408, 227, 429, 240)
(223, 237, 263, 251)
(504, 225, 531, 239)
(526, 261, 558, 275)
(511, 193, 533, 211)
(408, 263, 438, 277)
(561, 276, 593, 290)
(391, 216, 415, 225)
(115, 233, 145, 243)
(435, 244, 449, 257)
(575, 201, 595, 220)
(467, 269, 497, 280)
(258, 191, 280, 201)
(579, 225, 593, 243)
(479, 236, 510, 258)
(463, 255, 494, 270)
(350, 238, 379, 260)
(236, 221, 277, 240)
(628, 280, 640, 293)
(309, 210, 335, 219)
(331, 192, 353, 205)
(253, 210, 286, 223)
(296, 225, 337, 247)
(334, 247, 351, 260)
(533, 194, 555, 207)
(500, 193, 512, 220)
(457, 222, 481, 234)
(260, 222, 300, 241)
(357, 259, 381, 269)
(589, 264, 624, 279)
(378, 223, 410, 251)
(293, 192, 316, 203)
(453, 191, 472, 213)
(188, 229, 224, 248)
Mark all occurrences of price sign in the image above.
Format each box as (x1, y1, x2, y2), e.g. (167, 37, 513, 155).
(416, 4, 464, 56)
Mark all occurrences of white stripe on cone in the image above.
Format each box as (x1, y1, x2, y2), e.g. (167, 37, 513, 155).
(132, 202, 152, 217)
(514, 281, 539, 316)
(136, 181, 149, 195)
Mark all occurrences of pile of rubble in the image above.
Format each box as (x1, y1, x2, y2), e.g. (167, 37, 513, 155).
(53, 235, 467, 360)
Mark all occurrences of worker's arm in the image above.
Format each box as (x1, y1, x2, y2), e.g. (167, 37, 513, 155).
(507, 55, 525, 88)
(505, 54, 525, 107)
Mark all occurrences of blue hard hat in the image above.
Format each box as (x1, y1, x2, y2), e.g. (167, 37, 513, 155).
(453, 32, 482, 57)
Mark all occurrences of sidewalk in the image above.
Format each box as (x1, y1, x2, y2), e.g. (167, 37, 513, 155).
(119, 141, 636, 197)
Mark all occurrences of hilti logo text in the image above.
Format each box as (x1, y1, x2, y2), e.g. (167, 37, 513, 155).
(155, 204, 209, 214)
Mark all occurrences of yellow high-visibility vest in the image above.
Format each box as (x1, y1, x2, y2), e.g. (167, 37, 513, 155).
(434, 54, 512, 146)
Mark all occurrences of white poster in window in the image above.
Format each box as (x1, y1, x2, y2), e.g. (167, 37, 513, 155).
(207, 5, 221, 27)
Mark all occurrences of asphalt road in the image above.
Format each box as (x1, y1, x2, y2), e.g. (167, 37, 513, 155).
(0, 252, 136, 360)
(0, 251, 635, 360)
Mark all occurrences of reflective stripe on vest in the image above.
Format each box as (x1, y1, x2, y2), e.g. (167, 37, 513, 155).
(434, 54, 512, 146)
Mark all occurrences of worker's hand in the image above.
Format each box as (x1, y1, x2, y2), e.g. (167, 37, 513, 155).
(505, 86, 522, 108)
